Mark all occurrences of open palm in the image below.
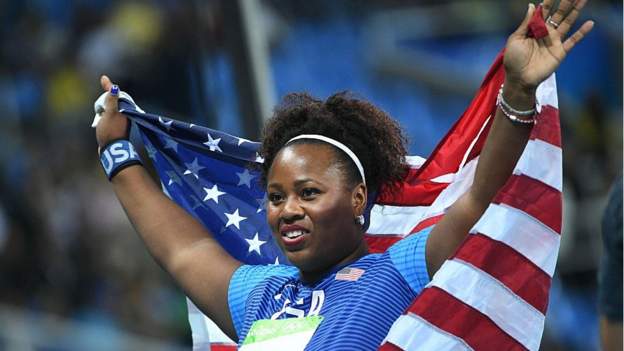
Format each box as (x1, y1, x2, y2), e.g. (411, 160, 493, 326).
(504, 0, 594, 89)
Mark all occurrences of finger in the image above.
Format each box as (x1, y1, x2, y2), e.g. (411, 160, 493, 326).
(541, 0, 555, 18)
(562, 20, 594, 52)
(100, 75, 119, 113)
(550, 0, 574, 24)
(100, 75, 112, 91)
(513, 3, 536, 37)
(557, 0, 588, 37)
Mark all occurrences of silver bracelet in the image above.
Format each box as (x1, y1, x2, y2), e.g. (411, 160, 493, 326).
(496, 84, 537, 125)
(498, 85, 536, 116)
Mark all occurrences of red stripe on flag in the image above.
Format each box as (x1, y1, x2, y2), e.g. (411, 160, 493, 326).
(414, 54, 505, 182)
(464, 117, 493, 165)
(495, 174, 562, 233)
(364, 235, 403, 253)
(378, 55, 507, 208)
(453, 234, 551, 313)
(366, 214, 442, 253)
(409, 287, 528, 351)
(379, 342, 404, 351)
(378, 180, 448, 206)
(410, 214, 444, 234)
(531, 105, 561, 147)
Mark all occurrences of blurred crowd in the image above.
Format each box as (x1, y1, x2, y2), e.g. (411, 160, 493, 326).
(0, 1, 204, 346)
(0, 0, 621, 350)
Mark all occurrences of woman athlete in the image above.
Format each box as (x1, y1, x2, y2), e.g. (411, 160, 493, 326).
(94, 1, 593, 349)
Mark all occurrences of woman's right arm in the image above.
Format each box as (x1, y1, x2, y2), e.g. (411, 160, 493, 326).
(96, 76, 241, 340)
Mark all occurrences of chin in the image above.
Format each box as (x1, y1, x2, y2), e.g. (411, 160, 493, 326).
(284, 249, 321, 272)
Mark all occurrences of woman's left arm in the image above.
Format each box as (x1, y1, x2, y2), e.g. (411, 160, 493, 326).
(426, 0, 594, 276)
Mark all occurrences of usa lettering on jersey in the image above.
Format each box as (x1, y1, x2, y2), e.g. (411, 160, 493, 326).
(271, 290, 325, 319)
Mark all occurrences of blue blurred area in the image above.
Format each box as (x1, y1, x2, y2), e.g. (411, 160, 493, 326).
(0, 0, 620, 349)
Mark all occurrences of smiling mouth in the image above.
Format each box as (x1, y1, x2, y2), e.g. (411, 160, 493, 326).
(283, 230, 307, 239)
(280, 229, 310, 248)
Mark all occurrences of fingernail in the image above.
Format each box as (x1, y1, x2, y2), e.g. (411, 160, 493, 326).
(110, 85, 119, 96)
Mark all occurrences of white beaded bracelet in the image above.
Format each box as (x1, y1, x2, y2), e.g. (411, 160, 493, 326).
(496, 84, 537, 125)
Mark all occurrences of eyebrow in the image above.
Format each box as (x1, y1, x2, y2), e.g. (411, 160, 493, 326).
(294, 178, 315, 187)
(267, 178, 318, 189)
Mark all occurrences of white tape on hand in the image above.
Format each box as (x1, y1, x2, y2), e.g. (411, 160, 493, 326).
(91, 90, 145, 128)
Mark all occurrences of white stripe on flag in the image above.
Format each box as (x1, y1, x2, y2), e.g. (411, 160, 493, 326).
(514, 139, 562, 191)
(187, 299, 211, 350)
(536, 74, 558, 111)
(369, 205, 428, 235)
(425, 157, 477, 214)
(405, 155, 427, 168)
(369, 154, 479, 236)
(429, 259, 544, 351)
(384, 314, 473, 351)
(187, 298, 234, 349)
(470, 203, 560, 276)
(429, 115, 491, 185)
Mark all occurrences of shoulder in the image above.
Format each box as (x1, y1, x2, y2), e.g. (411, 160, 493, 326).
(387, 225, 433, 258)
(383, 225, 434, 294)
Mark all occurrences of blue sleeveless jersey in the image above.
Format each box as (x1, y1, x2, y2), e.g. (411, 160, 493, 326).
(228, 227, 432, 350)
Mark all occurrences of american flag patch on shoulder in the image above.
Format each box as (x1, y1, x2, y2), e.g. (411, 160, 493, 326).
(335, 267, 365, 281)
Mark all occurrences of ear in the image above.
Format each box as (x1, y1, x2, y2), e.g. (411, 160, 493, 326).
(351, 183, 367, 216)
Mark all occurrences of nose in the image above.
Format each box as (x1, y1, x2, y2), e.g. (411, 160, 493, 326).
(281, 195, 304, 223)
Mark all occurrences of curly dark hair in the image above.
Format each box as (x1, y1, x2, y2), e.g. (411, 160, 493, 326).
(258, 92, 409, 194)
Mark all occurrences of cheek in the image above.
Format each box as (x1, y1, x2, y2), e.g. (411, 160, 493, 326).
(308, 198, 351, 236)
(266, 207, 279, 233)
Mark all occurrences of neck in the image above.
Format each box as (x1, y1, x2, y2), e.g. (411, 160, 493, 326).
(299, 239, 369, 284)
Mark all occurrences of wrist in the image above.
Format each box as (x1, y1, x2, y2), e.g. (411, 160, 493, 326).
(99, 139, 143, 180)
(496, 84, 537, 126)
(502, 78, 537, 110)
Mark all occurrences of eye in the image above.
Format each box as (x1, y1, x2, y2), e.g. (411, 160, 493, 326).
(268, 192, 284, 204)
(301, 188, 320, 199)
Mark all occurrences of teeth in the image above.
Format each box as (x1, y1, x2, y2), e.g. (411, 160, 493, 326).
(284, 230, 305, 239)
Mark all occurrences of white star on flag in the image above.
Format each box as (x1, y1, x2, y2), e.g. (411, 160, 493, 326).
(145, 143, 158, 159)
(237, 137, 251, 146)
(164, 138, 179, 152)
(274, 257, 280, 265)
(256, 197, 267, 213)
(255, 152, 264, 163)
(183, 158, 204, 179)
(166, 170, 182, 186)
(224, 209, 246, 229)
(204, 133, 222, 152)
(158, 117, 173, 130)
(236, 169, 255, 188)
(203, 184, 226, 203)
(245, 232, 266, 255)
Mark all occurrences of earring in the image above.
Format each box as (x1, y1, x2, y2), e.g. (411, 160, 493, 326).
(355, 215, 365, 226)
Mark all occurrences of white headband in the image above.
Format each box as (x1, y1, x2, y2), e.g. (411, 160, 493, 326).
(286, 134, 366, 185)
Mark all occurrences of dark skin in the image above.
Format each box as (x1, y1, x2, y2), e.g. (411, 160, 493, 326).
(94, 0, 593, 342)
(266, 144, 368, 283)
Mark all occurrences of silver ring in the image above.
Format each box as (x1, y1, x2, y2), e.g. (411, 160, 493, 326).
(546, 16, 560, 29)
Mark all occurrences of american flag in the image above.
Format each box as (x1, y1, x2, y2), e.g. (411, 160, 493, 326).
(116, 12, 560, 350)
(377, 61, 560, 351)
(378, 11, 561, 351)
(335, 267, 366, 282)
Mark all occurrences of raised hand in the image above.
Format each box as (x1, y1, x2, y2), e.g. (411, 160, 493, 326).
(504, 0, 594, 91)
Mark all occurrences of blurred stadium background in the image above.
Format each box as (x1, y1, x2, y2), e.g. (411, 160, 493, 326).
(0, 0, 621, 350)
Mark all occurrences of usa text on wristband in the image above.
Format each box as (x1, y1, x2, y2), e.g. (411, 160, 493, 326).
(99, 139, 143, 180)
